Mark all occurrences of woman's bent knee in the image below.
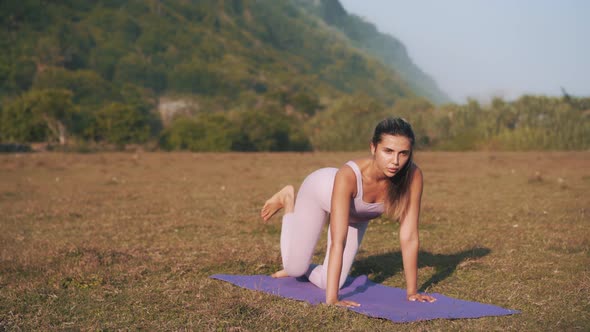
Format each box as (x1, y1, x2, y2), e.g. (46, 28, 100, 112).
(284, 262, 308, 277)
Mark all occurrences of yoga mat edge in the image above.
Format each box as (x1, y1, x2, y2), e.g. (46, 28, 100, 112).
(210, 274, 520, 323)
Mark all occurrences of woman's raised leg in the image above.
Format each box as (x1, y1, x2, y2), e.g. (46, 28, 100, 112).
(260, 185, 294, 222)
(265, 168, 336, 278)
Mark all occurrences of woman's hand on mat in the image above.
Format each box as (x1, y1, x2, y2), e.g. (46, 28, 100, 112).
(407, 293, 436, 303)
(333, 299, 361, 308)
(327, 297, 361, 307)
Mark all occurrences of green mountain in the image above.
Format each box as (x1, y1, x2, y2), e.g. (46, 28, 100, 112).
(0, 0, 429, 106)
(296, 0, 451, 104)
(5, 0, 515, 152)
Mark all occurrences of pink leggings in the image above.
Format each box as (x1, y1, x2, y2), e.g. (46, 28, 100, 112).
(280, 167, 369, 289)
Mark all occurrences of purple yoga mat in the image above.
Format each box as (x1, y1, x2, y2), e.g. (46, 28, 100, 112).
(211, 274, 520, 323)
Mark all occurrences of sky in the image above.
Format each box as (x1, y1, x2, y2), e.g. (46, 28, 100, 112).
(339, 0, 590, 103)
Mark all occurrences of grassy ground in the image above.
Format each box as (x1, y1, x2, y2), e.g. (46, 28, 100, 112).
(0, 151, 588, 331)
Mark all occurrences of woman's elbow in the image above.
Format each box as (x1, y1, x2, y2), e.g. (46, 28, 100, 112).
(329, 240, 346, 253)
(399, 233, 419, 247)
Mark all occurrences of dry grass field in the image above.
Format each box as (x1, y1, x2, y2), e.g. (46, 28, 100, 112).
(0, 151, 588, 331)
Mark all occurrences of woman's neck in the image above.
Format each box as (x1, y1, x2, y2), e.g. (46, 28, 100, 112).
(364, 158, 390, 183)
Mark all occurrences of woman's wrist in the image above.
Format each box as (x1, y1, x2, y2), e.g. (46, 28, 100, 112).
(407, 292, 437, 302)
(326, 296, 338, 304)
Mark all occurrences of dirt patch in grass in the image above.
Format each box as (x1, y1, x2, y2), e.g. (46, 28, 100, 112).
(0, 151, 588, 330)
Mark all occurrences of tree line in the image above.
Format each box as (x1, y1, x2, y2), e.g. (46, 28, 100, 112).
(0, 0, 587, 151)
(1, 88, 588, 151)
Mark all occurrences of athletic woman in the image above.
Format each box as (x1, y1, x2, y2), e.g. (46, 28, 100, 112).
(260, 117, 436, 307)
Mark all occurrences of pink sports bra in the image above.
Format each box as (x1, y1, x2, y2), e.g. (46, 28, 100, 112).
(345, 161, 385, 223)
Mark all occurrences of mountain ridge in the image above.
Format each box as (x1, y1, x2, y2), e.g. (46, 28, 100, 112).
(0, 0, 447, 106)
(295, 0, 451, 104)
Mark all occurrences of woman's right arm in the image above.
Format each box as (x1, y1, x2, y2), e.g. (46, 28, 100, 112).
(325, 166, 358, 306)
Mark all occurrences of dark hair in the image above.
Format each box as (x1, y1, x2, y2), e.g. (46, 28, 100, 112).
(372, 117, 416, 220)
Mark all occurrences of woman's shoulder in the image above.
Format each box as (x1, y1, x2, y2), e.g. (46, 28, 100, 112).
(410, 161, 422, 174)
(333, 162, 358, 196)
(409, 162, 423, 187)
(338, 158, 371, 180)
(411, 162, 422, 175)
(347, 157, 372, 170)
(336, 161, 357, 179)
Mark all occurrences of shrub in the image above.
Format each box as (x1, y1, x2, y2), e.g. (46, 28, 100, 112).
(160, 114, 234, 152)
(230, 109, 311, 152)
(94, 103, 152, 146)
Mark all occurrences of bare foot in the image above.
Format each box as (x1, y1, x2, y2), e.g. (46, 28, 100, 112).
(271, 269, 289, 278)
(260, 185, 294, 221)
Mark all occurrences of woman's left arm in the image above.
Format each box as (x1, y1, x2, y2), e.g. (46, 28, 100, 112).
(399, 167, 436, 302)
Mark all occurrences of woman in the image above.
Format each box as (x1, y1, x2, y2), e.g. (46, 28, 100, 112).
(260, 117, 436, 307)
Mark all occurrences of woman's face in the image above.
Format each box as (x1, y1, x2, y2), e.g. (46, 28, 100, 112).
(371, 134, 412, 177)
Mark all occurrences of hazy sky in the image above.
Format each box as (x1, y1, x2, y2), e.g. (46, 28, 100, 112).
(339, 0, 590, 103)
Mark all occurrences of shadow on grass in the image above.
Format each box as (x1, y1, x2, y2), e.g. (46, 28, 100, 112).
(351, 247, 491, 292)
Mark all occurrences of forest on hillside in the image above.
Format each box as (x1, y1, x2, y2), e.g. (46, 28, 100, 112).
(1, 0, 588, 151)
